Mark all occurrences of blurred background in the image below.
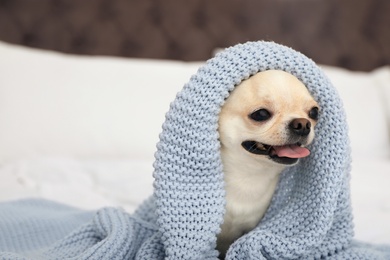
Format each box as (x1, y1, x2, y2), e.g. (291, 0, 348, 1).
(0, 0, 389, 71)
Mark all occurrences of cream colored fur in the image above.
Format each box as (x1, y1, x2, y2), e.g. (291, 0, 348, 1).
(217, 70, 319, 256)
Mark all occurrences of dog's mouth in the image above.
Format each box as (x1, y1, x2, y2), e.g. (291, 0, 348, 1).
(241, 140, 311, 165)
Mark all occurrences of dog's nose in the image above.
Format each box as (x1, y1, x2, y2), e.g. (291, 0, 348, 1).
(289, 118, 311, 136)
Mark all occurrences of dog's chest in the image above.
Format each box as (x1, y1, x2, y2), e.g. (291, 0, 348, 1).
(224, 184, 272, 229)
(223, 199, 265, 237)
(221, 172, 280, 236)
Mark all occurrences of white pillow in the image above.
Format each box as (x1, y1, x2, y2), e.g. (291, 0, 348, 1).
(374, 66, 390, 129)
(0, 41, 388, 162)
(0, 41, 202, 163)
(321, 65, 390, 159)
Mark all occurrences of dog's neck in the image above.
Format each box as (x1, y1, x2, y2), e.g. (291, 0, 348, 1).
(218, 146, 287, 255)
(221, 146, 286, 215)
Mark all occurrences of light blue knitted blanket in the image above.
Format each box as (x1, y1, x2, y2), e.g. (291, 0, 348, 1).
(1, 41, 389, 259)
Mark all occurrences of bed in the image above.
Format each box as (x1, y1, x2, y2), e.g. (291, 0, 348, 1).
(0, 0, 389, 248)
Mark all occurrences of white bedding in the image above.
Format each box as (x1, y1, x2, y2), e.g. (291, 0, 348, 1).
(0, 41, 389, 244)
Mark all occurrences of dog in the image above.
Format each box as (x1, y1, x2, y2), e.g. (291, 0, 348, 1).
(217, 70, 319, 257)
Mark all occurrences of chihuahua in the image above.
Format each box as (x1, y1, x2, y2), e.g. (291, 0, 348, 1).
(217, 70, 319, 257)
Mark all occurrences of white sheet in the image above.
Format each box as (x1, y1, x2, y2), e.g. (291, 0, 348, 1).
(0, 157, 154, 212)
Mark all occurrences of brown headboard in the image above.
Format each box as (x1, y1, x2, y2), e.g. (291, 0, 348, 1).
(0, 0, 389, 71)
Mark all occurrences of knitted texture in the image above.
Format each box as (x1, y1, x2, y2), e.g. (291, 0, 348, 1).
(0, 41, 389, 259)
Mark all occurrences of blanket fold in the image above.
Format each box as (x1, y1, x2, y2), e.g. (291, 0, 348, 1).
(0, 41, 389, 259)
(0, 199, 159, 259)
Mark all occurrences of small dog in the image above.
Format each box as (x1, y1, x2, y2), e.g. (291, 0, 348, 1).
(217, 70, 319, 257)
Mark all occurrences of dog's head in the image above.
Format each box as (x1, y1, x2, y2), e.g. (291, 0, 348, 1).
(218, 70, 319, 166)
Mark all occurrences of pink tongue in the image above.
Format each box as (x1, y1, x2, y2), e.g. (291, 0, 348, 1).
(273, 145, 310, 158)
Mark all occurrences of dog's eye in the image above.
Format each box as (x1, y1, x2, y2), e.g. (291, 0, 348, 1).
(309, 107, 319, 120)
(249, 109, 271, 122)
